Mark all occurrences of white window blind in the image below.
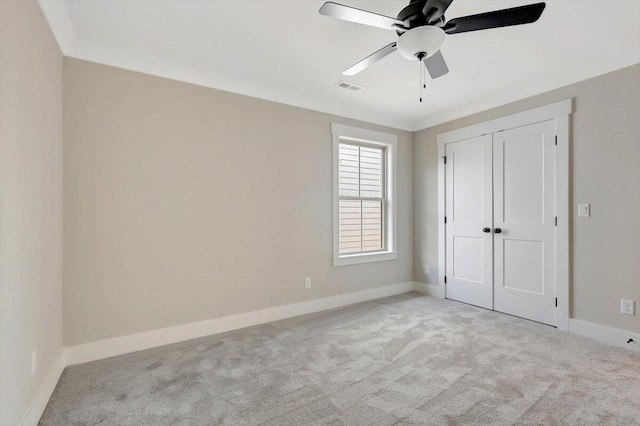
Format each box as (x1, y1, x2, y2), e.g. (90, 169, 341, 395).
(338, 141, 385, 255)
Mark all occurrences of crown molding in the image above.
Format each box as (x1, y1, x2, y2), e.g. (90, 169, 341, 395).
(412, 60, 640, 132)
(36, 1, 640, 134)
(63, 41, 414, 132)
(36, 1, 413, 132)
(37, 0, 75, 54)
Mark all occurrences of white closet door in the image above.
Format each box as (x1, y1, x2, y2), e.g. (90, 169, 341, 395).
(445, 135, 493, 309)
(493, 120, 557, 326)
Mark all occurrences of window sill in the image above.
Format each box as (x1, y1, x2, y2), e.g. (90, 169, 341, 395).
(333, 251, 398, 267)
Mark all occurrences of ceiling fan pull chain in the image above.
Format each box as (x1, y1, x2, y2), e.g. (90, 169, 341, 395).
(419, 60, 423, 103)
(423, 64, 427, 90)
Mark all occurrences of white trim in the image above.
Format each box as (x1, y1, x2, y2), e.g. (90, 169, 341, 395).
(333, 251, 398, 266)
(437, 99, 573, 331)
(19, 289, 640, 426)
(414, 282, 445, 298)
(569, 319, 640, 353)
(437, 140, 446, 295)
(37, 0, 76, 54)
(554, 103, 571, 332)
(20, 349, 66, 426)
(33, 0, 635, 134)
(65, 281, 414, 366)
(331, 123, 398, 267)
(63, 44, 413, 131)
(437, 100, 572, 145)
(411, 65, 637, 132)
(331, 124, 399, 145)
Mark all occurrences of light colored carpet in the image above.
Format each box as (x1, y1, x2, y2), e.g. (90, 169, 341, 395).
(41, 293, 640, 425)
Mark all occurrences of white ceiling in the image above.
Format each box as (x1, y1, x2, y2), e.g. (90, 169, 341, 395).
(40, 0, 640, 131)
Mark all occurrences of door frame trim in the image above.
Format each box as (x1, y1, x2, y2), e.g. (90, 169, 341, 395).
(437, 99, 573, 331)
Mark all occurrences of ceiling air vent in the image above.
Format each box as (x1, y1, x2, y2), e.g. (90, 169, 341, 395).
(335, 81, 363, 92)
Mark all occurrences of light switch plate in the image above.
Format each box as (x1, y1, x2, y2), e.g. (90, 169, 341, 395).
(578, 203, 590, 217)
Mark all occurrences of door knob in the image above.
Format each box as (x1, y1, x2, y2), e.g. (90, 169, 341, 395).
(482, 227, 491, 233)
(494, 228, 502, 234)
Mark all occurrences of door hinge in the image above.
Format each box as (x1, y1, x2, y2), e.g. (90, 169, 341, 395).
(443, 156, 447, 164)
(555, 297, 558, 307)
(444, 276, 447, 284)
(555, 216, 558, 226)
(555, 135, 558, 146)
(444, 216, 447, 224)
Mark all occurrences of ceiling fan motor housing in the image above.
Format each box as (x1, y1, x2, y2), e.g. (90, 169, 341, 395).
(397, 26, 445, 61)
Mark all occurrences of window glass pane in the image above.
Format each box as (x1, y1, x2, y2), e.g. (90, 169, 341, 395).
(338, 144, 359, 197)
(338, 199, 362, 254)
(362, 200, 383, 251)
(339, 143, 384, 198)
(359, 146, 383, 198)
(339, 199, 383, 254)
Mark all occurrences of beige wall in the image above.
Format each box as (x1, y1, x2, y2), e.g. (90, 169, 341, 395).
(414, 65, 640, 334)
(0, 1, 64, 424)
(63, 58, 414, 346)
(49, 35, 640, 348)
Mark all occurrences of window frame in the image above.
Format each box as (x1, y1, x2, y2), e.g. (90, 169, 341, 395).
(332, 123, 398, 266)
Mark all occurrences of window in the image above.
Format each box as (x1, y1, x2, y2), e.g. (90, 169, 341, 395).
(332, 123, 397, 266)
(338, 142, 385, 254)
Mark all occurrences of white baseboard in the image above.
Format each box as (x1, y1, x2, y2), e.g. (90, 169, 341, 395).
(65, 281, 415, 366)
(24, 286, 639, 426)
(568, 319, 640, 352)
(414, 282, 445, 298)
(412, 286, 640, 352)
(20, 349, 66, 426)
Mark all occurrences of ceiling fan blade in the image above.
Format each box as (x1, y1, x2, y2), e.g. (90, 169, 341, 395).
(342, 43, 397, 76)
(423, 50, 449, 79)
(319, 2, 406, 31)
(422, 0, 454, 25)
(443, 2, 546, 35)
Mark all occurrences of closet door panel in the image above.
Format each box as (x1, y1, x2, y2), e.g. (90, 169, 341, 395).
(493, 120, 557, 326)
(445, 135, 493, 309)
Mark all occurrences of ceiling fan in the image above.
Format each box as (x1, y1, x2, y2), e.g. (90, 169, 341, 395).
(319, 0, 546, 80)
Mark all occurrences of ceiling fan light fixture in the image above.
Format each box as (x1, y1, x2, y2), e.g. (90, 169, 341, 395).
(397, 26, 445, 61)
(319, 0, 546, 84)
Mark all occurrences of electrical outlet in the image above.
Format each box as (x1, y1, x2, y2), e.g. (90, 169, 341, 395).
(621, 299, 635, 316)
(31, 350, 37, 376)
(424, 265, 430, 275)
(304, 277, 311, 289)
